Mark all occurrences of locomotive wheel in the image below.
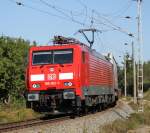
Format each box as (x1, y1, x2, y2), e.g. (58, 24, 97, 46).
(110, 101, 116, 107)
(70, 107, 81, 118)
(70, 113, 76, 119)
(103, 103, 108, 110)
(26, 101, 31, 108)
(84, 106, 89, 115)
(70, 106, 76, 119)
(76, 107, 82, 117)
(101, 103, 105, 110)
(97, 104, 102, 112)
(91, 106, 96, 114)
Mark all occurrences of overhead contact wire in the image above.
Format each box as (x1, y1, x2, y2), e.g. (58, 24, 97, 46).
(8, 0, 87, 26)
(39, 0, 87, 26)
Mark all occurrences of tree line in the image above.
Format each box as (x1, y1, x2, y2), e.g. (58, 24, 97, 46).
(118, 54, 150, 96)
(0, 36, 31, 103)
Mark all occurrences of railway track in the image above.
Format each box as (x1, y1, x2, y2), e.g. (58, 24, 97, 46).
(0, 115, 70, 133)
(0, 102, 122, 133)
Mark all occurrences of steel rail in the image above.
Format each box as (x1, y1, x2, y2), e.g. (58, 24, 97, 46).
(0, 116, 70, 133)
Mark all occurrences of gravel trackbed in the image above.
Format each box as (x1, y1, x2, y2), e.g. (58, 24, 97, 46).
(8, 101, 134, 133)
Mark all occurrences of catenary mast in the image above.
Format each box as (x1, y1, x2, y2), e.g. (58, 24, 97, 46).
(137, 0, 143, 112)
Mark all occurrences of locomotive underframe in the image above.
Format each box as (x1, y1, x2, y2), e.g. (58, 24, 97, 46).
(26, 88, 117, 114)
(26, 89, 78, 113)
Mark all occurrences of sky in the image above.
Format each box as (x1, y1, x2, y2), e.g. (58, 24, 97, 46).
(0, 0, 149, 64)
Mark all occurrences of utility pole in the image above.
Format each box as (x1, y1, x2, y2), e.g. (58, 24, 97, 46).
(124, 54, 127, 97)
(132, 41, 137, 104)
(137, 0, 144, 112)
(124, 42, 136, 102)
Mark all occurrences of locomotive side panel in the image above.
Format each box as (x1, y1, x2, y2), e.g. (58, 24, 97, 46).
(82, 52, 115, 96)
(80, 49, 117, 107)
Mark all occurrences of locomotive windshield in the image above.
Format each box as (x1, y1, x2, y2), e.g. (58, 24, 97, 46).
(32, 49, 73, 65)
(32, 51, 52, 65)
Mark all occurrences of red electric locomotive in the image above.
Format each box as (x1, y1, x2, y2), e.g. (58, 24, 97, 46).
(26, 36, 118, 114)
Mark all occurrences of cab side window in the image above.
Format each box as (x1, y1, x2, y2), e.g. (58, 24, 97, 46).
(82, 51, 85, 63)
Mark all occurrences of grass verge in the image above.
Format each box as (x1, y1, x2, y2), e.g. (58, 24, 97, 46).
(0, 98, 41, 124)
(100, 89, 150, 133)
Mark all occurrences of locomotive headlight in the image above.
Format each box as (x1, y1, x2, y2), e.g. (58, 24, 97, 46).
(32, 84, 40, 88)
(64, 82, 73, 86)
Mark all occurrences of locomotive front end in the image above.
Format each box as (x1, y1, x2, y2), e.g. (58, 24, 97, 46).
(26, 46, 80, 113)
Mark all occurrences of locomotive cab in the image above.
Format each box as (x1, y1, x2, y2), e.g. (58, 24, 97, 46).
(26, 44, 83, 113)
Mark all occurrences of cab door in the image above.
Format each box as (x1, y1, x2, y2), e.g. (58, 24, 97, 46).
(81, 51, 88, 87)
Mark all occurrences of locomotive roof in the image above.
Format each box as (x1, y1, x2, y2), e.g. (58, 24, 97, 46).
(78, 43, 111, 63)
(51, 35, 114, 64)
(31, 43, 112, 64)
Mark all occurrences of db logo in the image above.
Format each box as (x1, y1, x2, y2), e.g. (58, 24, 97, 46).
(48, 74, 56, 80)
